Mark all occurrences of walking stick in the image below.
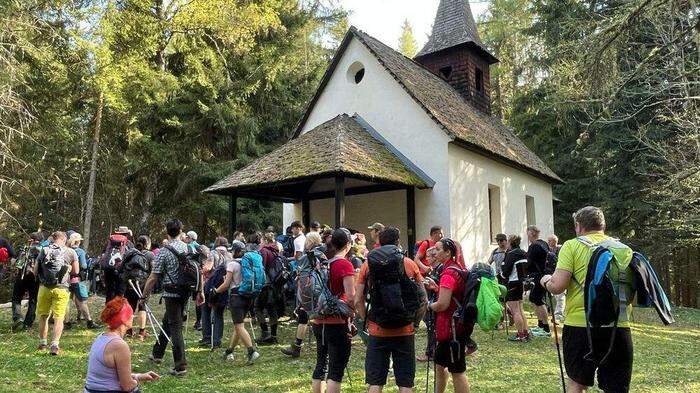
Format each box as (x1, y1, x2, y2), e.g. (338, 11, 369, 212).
(425, 309, 432, 393)
(548, 292, 566, 393)
(129, 280, 158, 342)
(131, 280, 171, 344)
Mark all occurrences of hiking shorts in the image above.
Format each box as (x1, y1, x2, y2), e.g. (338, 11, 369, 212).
(229, 294, 254, 324)
(312, 323, 351, 383)
(505, 281, 523, 302)
(528, 275, 546, 306)
(563, 326, 633, 392)
(434, 337, 467, 374)
(36, 286, 70, 319)
(365, 335, 415, 387)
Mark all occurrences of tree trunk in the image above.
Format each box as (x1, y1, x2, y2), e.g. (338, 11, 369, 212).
(82, 91, 104, 252)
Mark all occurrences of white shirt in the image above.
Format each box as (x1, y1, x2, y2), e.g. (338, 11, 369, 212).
(293, 234, 306, 254)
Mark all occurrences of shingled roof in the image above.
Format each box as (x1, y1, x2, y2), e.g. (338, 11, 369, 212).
(294, 28, 561, 184)
(415, 0, 497, 63)
(204, 114, 431, 195)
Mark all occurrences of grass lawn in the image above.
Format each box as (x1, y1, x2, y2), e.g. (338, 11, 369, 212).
(0, 297, 698, 393)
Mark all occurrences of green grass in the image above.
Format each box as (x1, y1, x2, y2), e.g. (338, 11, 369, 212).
(1, 298, 698, 392)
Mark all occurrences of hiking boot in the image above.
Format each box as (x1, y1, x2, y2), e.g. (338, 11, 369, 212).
(169, 368, 187, 377)
(148, 354, 163, 364)
(246, 350, 260, 366)
(466, 338, 478, 355)
(280, 344, 301, 358)
(256, 332, 276, 345)
(86, 320, 101, 329)
(49, 344, 60, 356)
(37, 343, 48, 351)
(12, 319, 24, 331)
(532, 329, 552, 338)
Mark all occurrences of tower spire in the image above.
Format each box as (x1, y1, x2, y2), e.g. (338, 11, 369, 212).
(416, 0, 485, 58)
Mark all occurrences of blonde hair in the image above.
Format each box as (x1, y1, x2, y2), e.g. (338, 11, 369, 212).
(304, 232, 322, 251)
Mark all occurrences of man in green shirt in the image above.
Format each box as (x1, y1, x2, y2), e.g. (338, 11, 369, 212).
(539, 206, 634, 393)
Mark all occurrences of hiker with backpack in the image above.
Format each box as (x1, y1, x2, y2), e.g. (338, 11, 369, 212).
(0, 235, 17, 282)
(309, 229, 356, 393)
(355, 227, 424, 392)
(414, 225, 444, 275)
(184, 230, 204, 331)
(11, 232, 42, 330)
(291, 221, 306, 258)
(139, 219, 197, 377)
(280, 231, 324, 358)
(429, 238, 472, 393)
(525, 225, 552, 337)
(34, 231, 80, 356)
(539, 206, 634, 393)
(255, 232, 286, 345)
(417, 245, 443, 362)
(199, 236, 230, 349)
(367, 222, 385, 250)
(502, 235, 530, 342)
(120, 235, 154, 340)
(547, 234, 565, 322)
(101, 227, 134, 302)
(214, 240, 262, 365)
(67, 232, 100, 329)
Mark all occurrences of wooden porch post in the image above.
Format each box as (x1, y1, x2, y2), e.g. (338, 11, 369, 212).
(406, 187, 416, 258)
(302, 199, 310, 230)
(228, 194, 237, 240)
(335, 176, 345, 228)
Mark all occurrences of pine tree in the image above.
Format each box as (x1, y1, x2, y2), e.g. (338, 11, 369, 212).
(398, 19, 418, 58)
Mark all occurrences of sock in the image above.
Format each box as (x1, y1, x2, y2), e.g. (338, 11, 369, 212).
(295, 338, 303, 346)
(271, 324, 277, 337)
(542, 323, 550, 333)
(39, 338, 48, 346)
(51, 340, 59, 347)
(139, 328, 146, 334)
(260, 322, 268, 333)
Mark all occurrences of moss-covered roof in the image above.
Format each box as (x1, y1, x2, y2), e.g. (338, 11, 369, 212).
(204, 114, 429, 194)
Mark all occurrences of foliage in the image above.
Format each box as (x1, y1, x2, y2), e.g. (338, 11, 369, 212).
(398, 19, 418, 58)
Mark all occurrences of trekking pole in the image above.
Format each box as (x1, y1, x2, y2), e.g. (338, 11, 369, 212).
(504, 300, 510, 337)
(425, 309, 431, 393)
(133, 280, 171, 344)
(130, 280, 161, 344)
(547, 293, 566, 393)
(248, 312, 256, 342)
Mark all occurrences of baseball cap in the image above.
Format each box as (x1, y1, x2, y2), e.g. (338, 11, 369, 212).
(186, 231, 198, 241)
(367, 222, 385, 232)
(231, 240, 245, 253)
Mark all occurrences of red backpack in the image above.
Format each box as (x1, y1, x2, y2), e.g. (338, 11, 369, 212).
(0, 247, 9, 264)
(101, 234, 129, 272)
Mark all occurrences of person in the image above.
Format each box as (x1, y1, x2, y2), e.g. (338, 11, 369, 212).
(84, 296, 160, 393)
(488, 234, 509, 285)
(121, 235, 154, 340)
(232, 231, 245, 243)
(0, 235, 17, 282)
(310, 229, 355, 393)
(309, 221, 321, 233)
(291, 221, 306, 258)
(215, 240, 260, 365)
(11, 232, 42, 330)
(417, 245, 441, 362)
(67, 232, 100, 329)
(35, 231, 80, 356)
(502, 235, 529, 342)
(184, 230, 204, 331)
(429, 238, 471, 393)
(140, 219, 189, 376)
(540, 206, 635, 393)
(185, 231, 200, 251)
(256, 232, 282, 344)
(199, 237, 229, 349)
(367, 222, 385, 250)
(414, 225, 444, 274)
(281, 232, 323, 358)
(102, 227, 134, 302)
(526, 225, 551, 337)
(355, 227, 423, 392)
(546, 234, 565, 322)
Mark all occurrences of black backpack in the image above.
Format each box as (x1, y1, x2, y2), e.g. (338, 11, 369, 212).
(267, 254, 290, 288)
(204, 263, 229, 307)
(38, 245, 69, 287)
(447, 266, 480, 329)
(162, 245, 201, 297)
(367, 245, 421, 328)
(119, 250, 149, 284)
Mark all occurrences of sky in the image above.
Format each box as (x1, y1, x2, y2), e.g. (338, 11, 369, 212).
(338, 0, 489, 50)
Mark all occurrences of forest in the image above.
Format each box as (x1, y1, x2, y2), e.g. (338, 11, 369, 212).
(1, 0, 698, 306)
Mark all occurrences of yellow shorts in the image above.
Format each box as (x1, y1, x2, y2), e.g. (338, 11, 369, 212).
(36, 286, 70, 320)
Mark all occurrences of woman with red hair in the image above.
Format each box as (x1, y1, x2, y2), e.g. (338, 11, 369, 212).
(84, 296, 160, 392)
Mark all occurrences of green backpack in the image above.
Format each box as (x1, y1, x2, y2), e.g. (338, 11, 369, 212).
(476, 277, 507, 332)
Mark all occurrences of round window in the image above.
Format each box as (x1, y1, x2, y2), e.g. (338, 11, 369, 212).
(346, 61, 365, 84)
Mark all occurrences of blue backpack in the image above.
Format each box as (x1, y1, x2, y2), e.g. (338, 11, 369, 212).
(238, 251, 266, 297)
(205, 264, 229, 307)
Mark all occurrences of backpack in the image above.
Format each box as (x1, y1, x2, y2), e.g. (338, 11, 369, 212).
(102, 234, 129, 273)
(237, 251, 266, 297)
(279, 235, 295, 258)
(0, 247, 8, 264)
(162, 245, 201, 297)
(205, 263, 229, 307)
(476, 276, 506, 332)
(119, 249, 149, 284)
(267, 254, 290, 288)
(38, 244, 69, 287)
(366, 245, 421, 328)
(297, 250, 352, 319)
(446, 266, 480, 331)
(574, 236, 635, 365)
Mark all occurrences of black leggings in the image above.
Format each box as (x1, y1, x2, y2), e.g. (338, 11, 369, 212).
(297, 308, 309, 324)
(312, 323, 351, 383)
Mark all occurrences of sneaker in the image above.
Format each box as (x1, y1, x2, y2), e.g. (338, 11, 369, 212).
(49, 344, 60, 356)
(257, 335, 277, 345)
(466, 339, 478, 355)
(148, 354, 163, 364)
(532, 329, 552, 338)
(223, 349, 234, 361)
(280, 344, 301, 358)
(37, 343, 48, 351)
(530, 327, 543, 334)
(246, 350, 260, 366)
(507, 334, 522, 342)
(125, 328, 134, 338)
(12, 319, 24, 330)
(63, 321, 73, 330)
(169, 368, 187, 377)
(86, 320, 101, 329)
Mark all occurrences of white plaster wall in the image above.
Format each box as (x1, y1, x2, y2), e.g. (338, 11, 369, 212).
(295, 37, 453, 240)
(282, 203, 302, 229)
(448, 144, 554, 266)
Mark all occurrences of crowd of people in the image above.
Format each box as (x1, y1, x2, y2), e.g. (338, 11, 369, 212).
(0, 205, 650, 393)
